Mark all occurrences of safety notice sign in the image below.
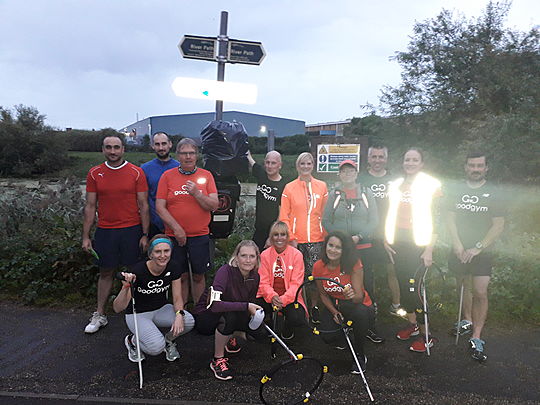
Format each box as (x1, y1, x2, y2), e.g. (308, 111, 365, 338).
(317, 144, 360, 173)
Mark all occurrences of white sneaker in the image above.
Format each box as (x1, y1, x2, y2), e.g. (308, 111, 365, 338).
(164, 340, 180, 362)
(124, 334, 145, 362)
(84, 312, 108, 334)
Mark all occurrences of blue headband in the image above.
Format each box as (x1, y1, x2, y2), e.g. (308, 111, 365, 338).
(148, 238, 173, 253)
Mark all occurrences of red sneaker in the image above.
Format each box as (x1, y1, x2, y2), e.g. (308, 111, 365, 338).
(396, 323, 419, 340)
(409, 336, 437, 352)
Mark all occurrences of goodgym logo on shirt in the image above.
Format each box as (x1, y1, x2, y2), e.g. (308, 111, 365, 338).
(174, 184, 190, 196)
(257, 184, 277, 201)
(370, 183, 387, 199)
(455, 194, 489, 213)
(323, 277, 351, 293)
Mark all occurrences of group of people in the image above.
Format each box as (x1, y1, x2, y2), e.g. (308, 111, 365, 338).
(82, 132, 505, 383)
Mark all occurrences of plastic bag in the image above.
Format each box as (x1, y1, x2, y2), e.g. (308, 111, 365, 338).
(201, 120, 249, 177)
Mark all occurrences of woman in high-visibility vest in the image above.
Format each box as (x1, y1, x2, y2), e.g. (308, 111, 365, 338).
(384, 148, 441, 353)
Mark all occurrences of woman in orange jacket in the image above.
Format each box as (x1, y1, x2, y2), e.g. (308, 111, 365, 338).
(256, 221, 307, 339)
(280, 152, 328, 322)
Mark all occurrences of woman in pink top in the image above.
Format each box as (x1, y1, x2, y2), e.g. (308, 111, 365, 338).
(256, 221, 307, 339)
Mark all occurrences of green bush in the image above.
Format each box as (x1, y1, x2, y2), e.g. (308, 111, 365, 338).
(0, 106, 71, 177)
(490, 230, 540, 323)
(0, 178, 96, 305)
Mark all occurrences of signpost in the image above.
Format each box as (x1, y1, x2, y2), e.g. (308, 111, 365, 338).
(177, 11, 266, 120)
(228, 39, 265, 65)
(178, 35, 216, 61)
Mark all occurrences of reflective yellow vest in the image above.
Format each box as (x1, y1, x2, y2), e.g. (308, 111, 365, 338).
(385, 172, 441, 246)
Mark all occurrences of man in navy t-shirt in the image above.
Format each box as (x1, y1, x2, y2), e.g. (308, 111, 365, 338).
(142, 132, 179, 237)
(445, 151, 505, 362)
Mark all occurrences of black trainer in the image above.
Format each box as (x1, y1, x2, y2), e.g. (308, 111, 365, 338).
(351, 354, 368, 374)
(280, 323, 294, 340)
(366, 329, 385, 343)
(310, 306, 321, 324)
(210, 357, 233, 380)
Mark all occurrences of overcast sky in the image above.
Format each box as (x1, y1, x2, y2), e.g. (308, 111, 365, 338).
(0, 0, 537, 130)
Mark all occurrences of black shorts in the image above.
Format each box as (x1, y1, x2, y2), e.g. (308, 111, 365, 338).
(448, 252, 493, 277)
(370, 239, 392, 265)
(94, 225, 143, 268)
(171, 234, 211, 275)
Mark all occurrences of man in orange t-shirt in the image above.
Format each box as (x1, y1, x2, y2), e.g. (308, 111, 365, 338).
(82, 135, 150, 334)
(156, 138, 218, 304)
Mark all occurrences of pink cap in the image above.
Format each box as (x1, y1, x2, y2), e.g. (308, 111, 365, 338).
(339, 159, 357, 170)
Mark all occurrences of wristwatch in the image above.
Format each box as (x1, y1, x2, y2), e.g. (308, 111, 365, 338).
(475, 242, 484, 250)
(175, 309, 185, 316)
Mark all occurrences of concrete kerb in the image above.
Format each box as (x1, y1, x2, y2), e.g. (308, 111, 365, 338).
(0, 391, 251, 405)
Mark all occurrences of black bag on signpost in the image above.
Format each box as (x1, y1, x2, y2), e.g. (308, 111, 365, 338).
(201, 120, 249, 177)
(201, 120, 249, 239)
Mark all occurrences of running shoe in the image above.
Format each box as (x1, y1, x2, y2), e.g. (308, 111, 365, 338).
(469, 338, 488, 362)
(396, 323, 420, 340)
(280, 323, 294, 340)
(452, 320, 473, 336)
(351, 355, 368, 374)
(366, 329, 385, 344)
(225, 337, 242, 354)
(389, 304, 407, 318)
(164, 340, 180, 362)
(124, 334, 145, 362)
(84, 312, 108, 334)
(310, 306, 321, 324)
(409, 335, 437, 353)
(210, 357, 233, 380)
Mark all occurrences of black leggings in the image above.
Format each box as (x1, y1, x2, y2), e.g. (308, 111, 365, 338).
(356, 247, 375, 302)
(194, 309, 267, 339)
(390, 232, 424, 315)
(255, 298, 307, 329)
(318, 300, 374, 356)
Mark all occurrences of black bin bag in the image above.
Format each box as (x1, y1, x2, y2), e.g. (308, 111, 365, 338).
(201, 120, 249, 178)
(200, 120, 251, 238)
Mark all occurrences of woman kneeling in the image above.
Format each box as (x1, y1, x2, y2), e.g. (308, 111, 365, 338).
(193, 240, 266, 381)
(113, 234, 194, 362)
(313, 231, 375, 374)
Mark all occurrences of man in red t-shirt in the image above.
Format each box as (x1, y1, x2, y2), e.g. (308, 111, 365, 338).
(82, 135, 150, 334)
(156, 138, 218, 304)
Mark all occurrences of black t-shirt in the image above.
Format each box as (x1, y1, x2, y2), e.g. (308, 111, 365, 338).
(125, 260, 181, 314)
(444, 181, 505, 249)
(358, 171, 394, 236)
(253, 162, 287, 231)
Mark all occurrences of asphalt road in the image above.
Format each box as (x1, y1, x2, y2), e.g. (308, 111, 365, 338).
(0, 302, 538, 405)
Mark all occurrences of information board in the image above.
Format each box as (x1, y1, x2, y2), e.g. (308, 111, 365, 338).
(316, 144, 360, 173)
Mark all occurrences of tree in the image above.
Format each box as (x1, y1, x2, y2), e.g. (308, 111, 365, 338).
(381, 1, 539, 119)
(373, 1, 539, 183)
(0, 105, 70, 177)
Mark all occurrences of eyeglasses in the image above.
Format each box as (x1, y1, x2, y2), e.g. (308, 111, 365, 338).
(178, 151, 196, 156)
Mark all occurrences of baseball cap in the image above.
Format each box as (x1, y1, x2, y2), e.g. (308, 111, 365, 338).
(339, 159, 357, 170)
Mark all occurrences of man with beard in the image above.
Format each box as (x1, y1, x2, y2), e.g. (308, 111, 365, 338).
(446, 151, 505, 362)
(142, 132, 179, 237)
(82, 135, 150, 334)
(247, 150, 287, 251)
(358, 145, 402, 316)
